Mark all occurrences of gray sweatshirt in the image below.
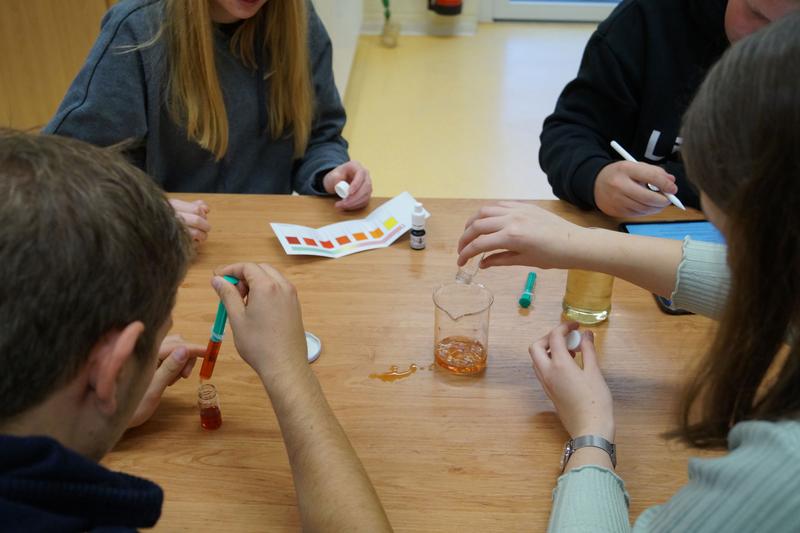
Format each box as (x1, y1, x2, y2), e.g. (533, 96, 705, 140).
(44, 0, 348, 195)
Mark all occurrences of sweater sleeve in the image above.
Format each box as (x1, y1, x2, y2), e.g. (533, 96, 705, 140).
(670, 238, 730, 319)
(547, 466, 631, 533)
(43, 2, 154, 167)
(291, 3, 350, 196)
(539, 29, 642, 210)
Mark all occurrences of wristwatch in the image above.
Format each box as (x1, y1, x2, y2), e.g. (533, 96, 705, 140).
(560, 435, 616, 473)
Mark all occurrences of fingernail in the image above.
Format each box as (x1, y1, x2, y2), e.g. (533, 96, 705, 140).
(586, 330, 595, 341)
(211, 276, 223, 291)
(172, 347, 188, 363)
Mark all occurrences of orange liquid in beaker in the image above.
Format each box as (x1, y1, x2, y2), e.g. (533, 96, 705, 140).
(434, 336, 487, 375)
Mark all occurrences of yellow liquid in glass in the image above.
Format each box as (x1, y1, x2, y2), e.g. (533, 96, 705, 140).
(562, 269, 615, 325)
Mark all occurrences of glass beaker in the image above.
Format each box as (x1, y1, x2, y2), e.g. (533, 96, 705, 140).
(562, 269, 615, 325)
(433, 282, 494, 375)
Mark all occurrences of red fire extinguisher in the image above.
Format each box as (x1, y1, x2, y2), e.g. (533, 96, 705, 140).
(428, 0, 463, 16)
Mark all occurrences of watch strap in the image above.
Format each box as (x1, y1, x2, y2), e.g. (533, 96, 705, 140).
(561, 435, 616, 473)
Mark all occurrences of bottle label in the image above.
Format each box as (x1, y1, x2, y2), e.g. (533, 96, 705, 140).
(410, 233, 426, 250)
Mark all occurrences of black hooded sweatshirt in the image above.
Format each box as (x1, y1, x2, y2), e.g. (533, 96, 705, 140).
(539, 0, 729, 210)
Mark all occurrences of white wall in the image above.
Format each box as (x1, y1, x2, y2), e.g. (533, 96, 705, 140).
(362, 0, 479, 35)
(312, 0, 363, 97)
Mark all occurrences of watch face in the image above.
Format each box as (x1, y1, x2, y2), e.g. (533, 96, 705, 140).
(560, 441, 573, 472)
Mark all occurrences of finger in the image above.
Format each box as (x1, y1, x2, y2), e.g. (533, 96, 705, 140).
(628, 165, 678, 195)
(548, 322, 580, 363)
(620, 185, 670, 212)
(457, 216, 507, 256)
(211, 272, 249, 318)
(479, 250, 522, 268)
(338, 179, 371, 210)
(457, 233, 510, 267)
(193, 199, 210, 215)
(188, 228, 208, 243)
(150, 347, 191, 395)
(529, 341, 552, 372)
(348, 169, 367, 191)
(213, 266, 249, 298)
(180, 356, 197, 379)
(170, 198, 207, 216)
(462, 205, 509, 230)
(178, 212, 212, 233)
(579, 330, 600, 371)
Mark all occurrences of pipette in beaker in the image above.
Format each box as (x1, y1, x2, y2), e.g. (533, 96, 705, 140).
(455, 253, 486, 284)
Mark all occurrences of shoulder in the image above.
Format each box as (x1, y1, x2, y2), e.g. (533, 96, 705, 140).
(305, 0, 332, 49)
(727, 419, 800, 458)
(594, 0, 689, 42)
(100, 0, 162, 42)
(689, 420, 800, 500)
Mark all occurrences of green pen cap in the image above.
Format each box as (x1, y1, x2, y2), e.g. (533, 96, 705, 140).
(211, 275, 239, 340)
(518, 271, 537, 308)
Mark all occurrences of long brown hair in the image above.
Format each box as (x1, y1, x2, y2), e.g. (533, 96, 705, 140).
(161, 0, 313, 160)
(676, 12, 800, 447)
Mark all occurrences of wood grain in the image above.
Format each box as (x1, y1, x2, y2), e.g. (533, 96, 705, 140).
(103, 196, 721, 531)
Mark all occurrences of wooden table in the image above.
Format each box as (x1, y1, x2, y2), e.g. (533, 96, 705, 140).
(104, 196, 718, 532)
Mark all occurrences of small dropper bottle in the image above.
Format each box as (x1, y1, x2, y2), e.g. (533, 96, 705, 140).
(410, 202, 426, 250)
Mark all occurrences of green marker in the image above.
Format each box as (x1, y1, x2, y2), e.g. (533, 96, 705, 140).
(518, 272, 537, 308)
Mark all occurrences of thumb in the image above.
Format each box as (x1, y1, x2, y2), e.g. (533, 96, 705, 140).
(151, 347, 190, 393)
(211, 276, 245, 319)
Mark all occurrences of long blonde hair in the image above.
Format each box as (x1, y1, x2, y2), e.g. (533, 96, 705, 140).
(162, 0, 313, 159)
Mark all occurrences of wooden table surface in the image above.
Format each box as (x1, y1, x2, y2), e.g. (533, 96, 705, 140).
(104, 195, 719, 532)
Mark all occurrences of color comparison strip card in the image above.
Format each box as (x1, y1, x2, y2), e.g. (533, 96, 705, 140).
(270, 192, 429, 258)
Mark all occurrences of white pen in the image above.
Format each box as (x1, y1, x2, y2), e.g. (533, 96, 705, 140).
(610, 140, 686, 210)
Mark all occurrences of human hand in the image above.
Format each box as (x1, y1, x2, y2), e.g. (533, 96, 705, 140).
(169, 199, 211, 244)
(211, 263, 308, 383)
(128, 335, 205, 428)
(457, 201, 588, 270)
(322, 161, 373, 211)
(529, 322, 615, 442)
(594, 161, 678, 217)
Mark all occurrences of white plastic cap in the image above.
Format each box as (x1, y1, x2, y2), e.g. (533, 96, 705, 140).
(566, 330, 582, 352)
(412, 202, 426, 228)
(335, 181, 350, 199)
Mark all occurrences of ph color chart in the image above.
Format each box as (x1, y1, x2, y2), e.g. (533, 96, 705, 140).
(270, 192, 429, 258)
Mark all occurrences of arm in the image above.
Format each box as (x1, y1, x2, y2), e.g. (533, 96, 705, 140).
(292, 6, 373, 211)
(540, 21, 677, 217)
(529, 323, 630, 532)
(212, 264, 392, 532)
(291, 6, 351, 196)
(457, 202, 682, 297)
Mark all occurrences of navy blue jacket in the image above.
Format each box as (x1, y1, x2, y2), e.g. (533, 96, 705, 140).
(0, 435, 162, 532)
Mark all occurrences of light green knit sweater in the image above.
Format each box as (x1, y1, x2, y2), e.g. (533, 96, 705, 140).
(547, 239, 800, 532)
